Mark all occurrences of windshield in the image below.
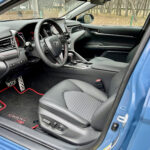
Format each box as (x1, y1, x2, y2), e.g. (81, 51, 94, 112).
(0, 0, 85, 21)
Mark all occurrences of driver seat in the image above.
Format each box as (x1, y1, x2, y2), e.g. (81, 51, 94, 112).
(38, 69, 126, 144)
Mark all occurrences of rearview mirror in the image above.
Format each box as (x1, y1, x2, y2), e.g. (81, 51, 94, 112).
(77, 14, 94, 24)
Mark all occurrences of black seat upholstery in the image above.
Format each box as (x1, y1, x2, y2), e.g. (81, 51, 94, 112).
(39, 69, 127, 144)
(90, 45, 138, 64)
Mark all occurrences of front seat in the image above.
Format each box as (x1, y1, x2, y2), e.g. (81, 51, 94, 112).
(38, 69, 127, 145)
(90, 45, 138, 65)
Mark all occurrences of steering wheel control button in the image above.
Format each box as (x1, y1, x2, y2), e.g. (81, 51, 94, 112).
(67, 39, 71, 44)
(45, 36, 62, 57)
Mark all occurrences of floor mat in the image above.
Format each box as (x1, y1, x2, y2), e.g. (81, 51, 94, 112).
(0, 86, 43, 128)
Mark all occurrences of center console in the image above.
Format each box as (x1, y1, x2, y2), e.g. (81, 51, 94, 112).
(65, 50, 128, 73)
(65, 51, 92, 70)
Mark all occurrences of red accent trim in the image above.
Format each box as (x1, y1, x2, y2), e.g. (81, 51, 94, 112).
(16, 120, 25, 124)
(32, 124, 39, 129)
(0, 86, 43, 113)
(0, 100, 7, 111)
(0, 87, 10, 93)
(96, 79, 102, 82)
(12, 86, 44, 96)
(15, 37, 20, 47)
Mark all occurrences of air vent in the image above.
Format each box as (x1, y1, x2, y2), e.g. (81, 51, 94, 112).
(0, 37, 16, 52)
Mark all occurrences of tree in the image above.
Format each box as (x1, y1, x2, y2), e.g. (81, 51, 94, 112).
(32, 0, 39, 17)
(125, 0, 129, 16)
(129, 0, 137, 21)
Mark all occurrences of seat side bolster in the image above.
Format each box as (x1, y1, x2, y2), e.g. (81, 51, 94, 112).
(91, 94, 116, 131)
(39, 98, 90, 128)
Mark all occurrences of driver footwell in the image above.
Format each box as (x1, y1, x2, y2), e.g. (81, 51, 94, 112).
(0, 86, 43, 129)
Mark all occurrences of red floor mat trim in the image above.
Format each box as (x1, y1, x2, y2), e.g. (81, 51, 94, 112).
(12, 86, 44, 96)
(0, 100, 7, 111)
(32, 124, 39, 129)
(0, 86, 43, 126)
(0, 86, 44, 112)
(0, 86, 44, 96)
(0, 87, 10, 93)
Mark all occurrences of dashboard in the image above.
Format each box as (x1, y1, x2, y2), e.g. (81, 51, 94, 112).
(0, 18, 84, 79)
(13, 19, 68, 47)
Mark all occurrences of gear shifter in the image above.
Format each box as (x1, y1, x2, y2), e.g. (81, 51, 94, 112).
(68, 53, 77, 65)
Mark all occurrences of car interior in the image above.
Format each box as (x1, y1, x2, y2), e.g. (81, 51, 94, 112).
(0, 0, 150, 148)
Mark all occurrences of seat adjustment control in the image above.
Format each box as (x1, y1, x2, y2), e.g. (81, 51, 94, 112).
(51, 121, 58, 128)
(42, 117, 66, 132)
(43, 118, 51, 125)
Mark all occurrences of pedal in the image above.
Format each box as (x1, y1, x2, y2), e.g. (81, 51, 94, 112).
(6, 80, 16, 87)
(18, 76, 25, 92)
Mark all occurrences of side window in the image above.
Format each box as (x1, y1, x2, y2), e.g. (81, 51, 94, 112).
(77, 0, 150, 27)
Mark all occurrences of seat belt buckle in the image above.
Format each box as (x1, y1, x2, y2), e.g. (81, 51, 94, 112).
(95, 78, 105, 91)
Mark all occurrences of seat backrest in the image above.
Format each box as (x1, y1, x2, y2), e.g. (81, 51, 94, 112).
(126, 45, 139, 62)
(91, 68, 127, 131)
(108, 68, 128, 97)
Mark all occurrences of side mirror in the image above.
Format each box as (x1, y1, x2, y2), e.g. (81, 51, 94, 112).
(77, 14, 94, 24)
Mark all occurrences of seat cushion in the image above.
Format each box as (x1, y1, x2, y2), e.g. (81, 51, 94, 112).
(64, 91, 102, 122)
(90, 45, 139, 64)
(40, 79, 107, 123)
(38, 79, 108, 144)
(90, 57, 113, 64)
(90, 56, 128, 72)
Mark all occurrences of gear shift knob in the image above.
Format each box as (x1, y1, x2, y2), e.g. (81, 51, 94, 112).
(68, 53, 77, 65)
(68, 53, 74, 62)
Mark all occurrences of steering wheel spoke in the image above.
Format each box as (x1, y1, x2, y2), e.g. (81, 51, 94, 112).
(55, 53, 64, 64)
(39, 39, 48, 53)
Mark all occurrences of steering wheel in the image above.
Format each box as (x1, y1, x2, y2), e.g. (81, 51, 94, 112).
(34, 19, 68, 68)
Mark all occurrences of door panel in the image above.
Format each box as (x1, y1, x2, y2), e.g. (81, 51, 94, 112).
(75, 24, 141, 60)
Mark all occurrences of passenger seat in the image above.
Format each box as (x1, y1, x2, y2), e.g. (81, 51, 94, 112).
(90, 45, 138, 64)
